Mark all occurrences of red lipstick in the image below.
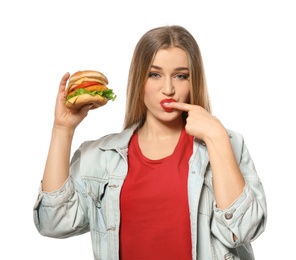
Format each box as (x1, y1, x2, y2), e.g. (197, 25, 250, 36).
(160, 99, 176, 112)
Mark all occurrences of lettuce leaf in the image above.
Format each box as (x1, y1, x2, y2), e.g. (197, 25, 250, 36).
(67, 88, 117, 101)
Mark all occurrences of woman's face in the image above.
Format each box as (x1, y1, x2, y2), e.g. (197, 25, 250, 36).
(144, 47, 190, 123)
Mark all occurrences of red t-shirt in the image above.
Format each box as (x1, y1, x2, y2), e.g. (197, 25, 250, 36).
(119, 128, 193, 259)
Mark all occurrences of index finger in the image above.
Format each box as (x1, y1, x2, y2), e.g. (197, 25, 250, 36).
(59, 72, 70, 92)
(166, 102, 192, 112)
(55, 73, 70, 104)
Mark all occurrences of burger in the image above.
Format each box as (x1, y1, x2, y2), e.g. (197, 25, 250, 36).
(65, 70, 116, 110)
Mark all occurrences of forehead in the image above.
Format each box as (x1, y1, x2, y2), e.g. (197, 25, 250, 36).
(152, 47, 189, 68)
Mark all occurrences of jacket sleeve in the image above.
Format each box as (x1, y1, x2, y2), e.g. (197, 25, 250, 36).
(33, 147, 90, 238)
(210, 132, 267, 248)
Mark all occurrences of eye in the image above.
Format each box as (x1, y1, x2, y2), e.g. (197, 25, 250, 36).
(148, 72, 160, 78)
(175, 73, 189, 80)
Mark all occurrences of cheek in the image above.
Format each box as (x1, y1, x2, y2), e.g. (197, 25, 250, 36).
(179, 86, 191, 103)
(144, 92, 157, 108)
(143, 84, 155, 106)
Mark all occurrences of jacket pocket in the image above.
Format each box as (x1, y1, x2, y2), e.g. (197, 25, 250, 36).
(86, 180, 109, 233)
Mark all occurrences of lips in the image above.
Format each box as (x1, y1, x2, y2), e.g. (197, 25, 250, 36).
(160, 99, 176, 112)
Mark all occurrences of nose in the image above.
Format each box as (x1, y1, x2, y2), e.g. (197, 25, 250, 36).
(161, 78, 175, 96)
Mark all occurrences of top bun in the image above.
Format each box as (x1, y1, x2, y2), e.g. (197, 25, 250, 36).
(69, 70, 108, 84)
(67, 70, 109, 91)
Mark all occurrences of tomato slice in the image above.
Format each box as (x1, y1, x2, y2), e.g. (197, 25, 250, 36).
(73, 81, 99, 91)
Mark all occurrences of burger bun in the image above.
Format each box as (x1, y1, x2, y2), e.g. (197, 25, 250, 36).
(65, 94, 108, 110)
(65, 70, 112, 110)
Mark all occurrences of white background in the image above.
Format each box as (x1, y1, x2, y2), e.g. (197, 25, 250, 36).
(1, 0, 295, 259)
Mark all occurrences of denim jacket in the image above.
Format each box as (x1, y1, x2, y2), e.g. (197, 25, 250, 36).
(33, 124, 267, 260)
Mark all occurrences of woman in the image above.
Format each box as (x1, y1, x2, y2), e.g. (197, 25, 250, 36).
(34, 25, 267, 259)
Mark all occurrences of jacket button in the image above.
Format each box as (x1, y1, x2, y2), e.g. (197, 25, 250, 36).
(225, 212, 233, 220)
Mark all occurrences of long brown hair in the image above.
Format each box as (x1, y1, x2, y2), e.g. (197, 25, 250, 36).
(124, 25, 211, 129)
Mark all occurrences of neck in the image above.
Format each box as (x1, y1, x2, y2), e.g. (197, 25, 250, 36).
(138, 118, 184, 141)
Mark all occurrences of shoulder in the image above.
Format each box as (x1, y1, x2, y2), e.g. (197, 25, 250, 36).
(70, 125, 138, 179)
(79, 124, 138, 152)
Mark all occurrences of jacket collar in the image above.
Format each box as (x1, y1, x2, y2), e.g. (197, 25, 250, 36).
(97, 123, 139, 150)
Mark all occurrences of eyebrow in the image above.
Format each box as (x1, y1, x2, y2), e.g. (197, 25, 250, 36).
(150, 65, 189, 71)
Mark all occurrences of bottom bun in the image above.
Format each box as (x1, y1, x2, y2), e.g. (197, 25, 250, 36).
(65, 94, 108, 110)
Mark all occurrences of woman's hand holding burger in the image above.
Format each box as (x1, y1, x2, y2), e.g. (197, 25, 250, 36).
(53, 70, 116, 131)
(42, 69, 116, 192)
